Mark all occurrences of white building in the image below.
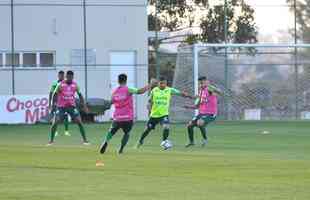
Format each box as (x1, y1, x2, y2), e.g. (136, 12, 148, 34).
(0, 0, 149, 121)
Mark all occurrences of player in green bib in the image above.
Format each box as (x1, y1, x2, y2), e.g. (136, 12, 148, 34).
(136, 76, 192, 149)
(48, 71, 70, 137)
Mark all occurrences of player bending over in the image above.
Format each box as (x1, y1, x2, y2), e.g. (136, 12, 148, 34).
(48, 70, 89, 145)
(99, 74, 154, 154)
(136, 76, 192, 149)
(48, 70, 70, 137)
(185, 76, 222, 147)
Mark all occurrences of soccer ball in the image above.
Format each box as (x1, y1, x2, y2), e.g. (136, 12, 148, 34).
(160, 140, 173, 150)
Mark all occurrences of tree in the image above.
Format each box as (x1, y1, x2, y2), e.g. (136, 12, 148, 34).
(147, 0, 258, 81)
(148, 0, 258, 45)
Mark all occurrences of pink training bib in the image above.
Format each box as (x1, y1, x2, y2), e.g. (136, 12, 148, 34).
(112, 86, 134, 121)
(57, 81, 78, 108)
(198, 86, 218, 115)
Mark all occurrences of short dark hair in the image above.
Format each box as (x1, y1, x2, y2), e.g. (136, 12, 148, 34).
(58, 70, 64, 74)
(66, 70, 74, 76)
(159, 76, 167, 82)
(118, 74, 127, 84)
(198, 76, 207, 81)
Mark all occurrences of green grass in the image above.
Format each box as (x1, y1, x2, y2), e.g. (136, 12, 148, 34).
(0, 121, 310, 200)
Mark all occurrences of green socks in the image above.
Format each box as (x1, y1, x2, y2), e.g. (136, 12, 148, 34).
(199, 126, 207, 140)
(64, 116, 69, 132)
(49, 123, 58, 143)
(105, 131, 114, 142)
(119, 133, 130, 153)
(187, 125, 194, 144)
(78, 123, 87, 142)
(163, 129, 169, 141)
(139, 128, 151, 144)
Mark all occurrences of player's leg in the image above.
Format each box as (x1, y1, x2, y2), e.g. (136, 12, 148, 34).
(198, 115, 216, 147)
(136, 118, 157, 148)
(63, 113, 70, 136)
(48, 108, 63, 145)
(69, 107, 89, 144)
(118, 121, 133, 154)
(99, 121, 120, 154)
(186, 117, 198, 147)
(161, 116, 170, 141)
(197, 119, 207, 146)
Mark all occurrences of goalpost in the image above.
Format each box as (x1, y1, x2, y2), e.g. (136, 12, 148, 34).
(170, 43, 310, 122)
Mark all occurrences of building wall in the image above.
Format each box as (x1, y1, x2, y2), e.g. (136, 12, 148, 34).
(0, 0, 148, 120)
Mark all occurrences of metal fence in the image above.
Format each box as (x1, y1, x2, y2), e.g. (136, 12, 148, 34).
(171, 45, 310, 121)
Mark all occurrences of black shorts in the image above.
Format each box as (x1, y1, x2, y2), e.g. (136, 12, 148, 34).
(110, 121, 134, 134)
(51, 106, 68, 119)
(56, 106, 79, 121)
(190, 114, 216, 127)
(147, 115, 170, 130)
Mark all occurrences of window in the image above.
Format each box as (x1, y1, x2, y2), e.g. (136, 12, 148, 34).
(40, 53, 54, 67)
(23, 53, 36, 67)
(6, 53, 20, 67)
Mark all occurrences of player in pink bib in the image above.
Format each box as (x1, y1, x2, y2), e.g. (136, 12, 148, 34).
(184, 76, 222, 147)
(48, 70, 89, 145)
(99, 74, 153, 154)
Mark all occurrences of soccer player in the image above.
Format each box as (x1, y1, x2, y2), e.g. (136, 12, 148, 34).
(48, 70, 89, 145)
(136, 76, 192, 149)
(185, 76, 222, 147)
(99, 74, 153, 154)
(48, 70, 70, 137)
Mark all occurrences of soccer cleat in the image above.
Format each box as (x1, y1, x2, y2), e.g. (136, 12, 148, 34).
(64, 131, 71, 136)
(99, 141, 108, 154)
(185, 143, 195, 148)
(135, 141, 143, 149)
(118, 148, 124, 154)
(83, 141, 91, 146)
(201, 139, 208, 147)
(46, 142, 54, 146)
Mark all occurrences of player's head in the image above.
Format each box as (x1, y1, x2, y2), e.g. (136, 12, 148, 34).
(58, 70, 65, 81)
(150, 78, 159, 89)
(159, 76, 167, 89)
(118, 74, 127, 85)
(198, 76, 208, 88)
(66, 70, 74, 83)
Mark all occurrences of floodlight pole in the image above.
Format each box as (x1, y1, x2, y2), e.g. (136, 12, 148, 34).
(155, 0, 160, 79)
(294, 0, 298, 119)
(10, 0, 15, 95)
(83, 0, 88, 100)
(193, 44, 199, 116)
(224, 0, 229, 120)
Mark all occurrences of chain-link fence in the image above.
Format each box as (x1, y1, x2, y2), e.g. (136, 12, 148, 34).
(171, 45, 310, 121)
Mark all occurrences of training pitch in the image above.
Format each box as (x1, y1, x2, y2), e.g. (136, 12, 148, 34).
(0, 121, 309, 200)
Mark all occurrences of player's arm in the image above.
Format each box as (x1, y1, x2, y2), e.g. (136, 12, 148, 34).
(128, 78, 158, 95)
(50, 83, 61, 109)
(128, 86, 148, 95)
(184, 98, 200, 110)
(208, 84, 223, 95)
(171, 88, 193, 99)
(48, 83, 57, 109)
(76, 86, 89, 113)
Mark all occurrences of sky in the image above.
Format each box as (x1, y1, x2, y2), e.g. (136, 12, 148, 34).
(161, 0, 295, 51)
(246, 0, 294, 41)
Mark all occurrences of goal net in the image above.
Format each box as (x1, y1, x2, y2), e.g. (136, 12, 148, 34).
(170, 43, 310, 122)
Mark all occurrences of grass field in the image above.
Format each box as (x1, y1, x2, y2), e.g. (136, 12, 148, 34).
(0, 121, 310, 200)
